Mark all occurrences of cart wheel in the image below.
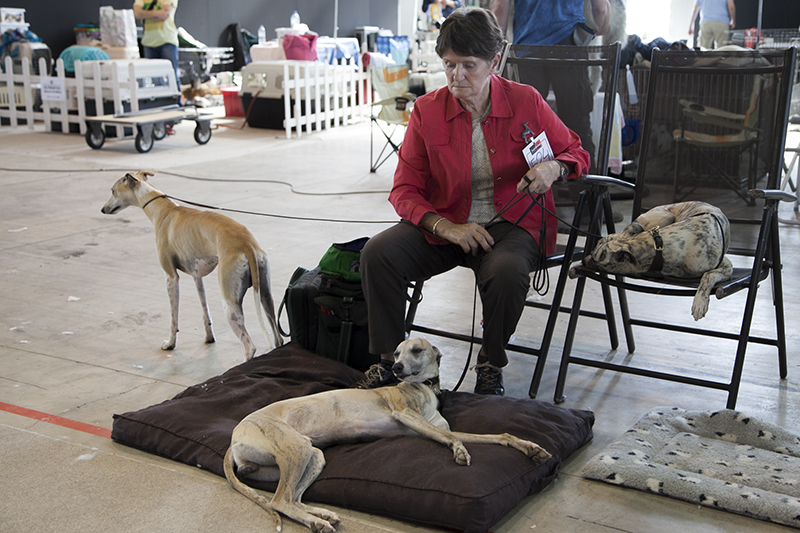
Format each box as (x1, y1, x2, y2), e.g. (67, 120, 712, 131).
(153, 122, 167, 140)
(85, 128, 105, 149)
(135, 130, 154, 153)
(194, 124, 211, 145)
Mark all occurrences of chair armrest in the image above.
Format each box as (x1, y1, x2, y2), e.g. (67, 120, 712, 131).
(578, 174, 636, 191)
(372, 92, 416, 107)
(748, 188, 798, 202)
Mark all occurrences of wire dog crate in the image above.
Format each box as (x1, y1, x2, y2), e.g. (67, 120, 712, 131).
(730, 29, 799, 112)
(731, 28, 800, 51)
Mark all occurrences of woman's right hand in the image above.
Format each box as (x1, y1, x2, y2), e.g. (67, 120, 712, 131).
(435, 219, 495, 255)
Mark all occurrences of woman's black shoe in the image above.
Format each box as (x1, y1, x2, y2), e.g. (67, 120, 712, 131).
(353, 360, 399, 389)
(474, 362, 504, 395)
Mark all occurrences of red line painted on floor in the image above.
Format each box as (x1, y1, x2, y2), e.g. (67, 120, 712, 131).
(0, 401, 112, 439)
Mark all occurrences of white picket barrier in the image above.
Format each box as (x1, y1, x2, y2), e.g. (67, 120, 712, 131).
(281, 57, 370, 139)
(0, 56, 139, 136)
(2, 55, 369, 139)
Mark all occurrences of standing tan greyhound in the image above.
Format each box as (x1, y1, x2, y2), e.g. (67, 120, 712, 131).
(224, 338, 551, 533)
(101, 170, 283, 360)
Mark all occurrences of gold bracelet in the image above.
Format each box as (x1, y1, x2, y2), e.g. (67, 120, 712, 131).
(431, 216, 446, 236)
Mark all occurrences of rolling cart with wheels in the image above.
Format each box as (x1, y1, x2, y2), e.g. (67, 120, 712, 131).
(84, 105, 212, 153)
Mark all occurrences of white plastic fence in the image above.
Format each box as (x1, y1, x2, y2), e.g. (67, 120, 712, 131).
(1, 55, 371, 139)
(280, 58, 370, 139)
(0, 56, 141, 136)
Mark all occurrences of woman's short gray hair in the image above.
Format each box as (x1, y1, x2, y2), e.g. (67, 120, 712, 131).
(435, 7, 505, 62)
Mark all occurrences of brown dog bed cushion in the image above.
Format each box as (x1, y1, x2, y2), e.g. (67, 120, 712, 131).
(111, 342, 594, 533)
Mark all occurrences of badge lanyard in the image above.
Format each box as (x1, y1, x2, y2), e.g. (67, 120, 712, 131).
(485, 122, 554, 294)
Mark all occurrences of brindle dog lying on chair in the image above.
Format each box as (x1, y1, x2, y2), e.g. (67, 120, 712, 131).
(579, 201, 732, 320)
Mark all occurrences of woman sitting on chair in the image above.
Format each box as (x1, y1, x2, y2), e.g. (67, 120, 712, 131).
(357, 7, 590, 395)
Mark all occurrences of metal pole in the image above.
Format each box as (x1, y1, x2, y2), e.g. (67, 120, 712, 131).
(756, 0, 763, 49)
(334, 0, 339, 40)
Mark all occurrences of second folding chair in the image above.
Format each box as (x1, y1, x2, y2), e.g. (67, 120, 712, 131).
(552, 47, 797, 410)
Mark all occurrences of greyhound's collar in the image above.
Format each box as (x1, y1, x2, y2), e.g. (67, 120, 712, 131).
(142, 194, 168, 210)
(647, 226, 664, 273)
(423, 376, 442, 399)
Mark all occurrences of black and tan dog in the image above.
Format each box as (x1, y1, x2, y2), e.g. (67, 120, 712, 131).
(224, 338, 550, 533)
(580, 201, 732, 320)
(101, 170, 283, 359)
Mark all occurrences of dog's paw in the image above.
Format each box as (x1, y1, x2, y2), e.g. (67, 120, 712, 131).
(453, 443, 471, 466)
(303, 505, 339, 525)
(509, 436, 551, 460)
(310, 519, 337, 533)
(525, 442, 552, 461)
(691, 295, 710, 321)
(161, 339, 176, 350)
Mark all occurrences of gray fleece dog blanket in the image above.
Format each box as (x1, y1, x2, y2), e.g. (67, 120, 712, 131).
(582, 407, 800, 529)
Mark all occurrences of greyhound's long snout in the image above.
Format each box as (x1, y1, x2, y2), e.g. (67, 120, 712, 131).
(392, 362, 405, 377)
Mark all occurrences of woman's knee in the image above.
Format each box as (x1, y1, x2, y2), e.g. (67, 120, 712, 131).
(363, 223, 425, 272)
(483, 248, 536, 285)
(361, 230, 395, 274)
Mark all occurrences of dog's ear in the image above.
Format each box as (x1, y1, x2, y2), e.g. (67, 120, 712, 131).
(136, 170, 156, 182)
(123, 173, 139, 189)
(614, 249, 637, 266)
(432, 345, 442, 365)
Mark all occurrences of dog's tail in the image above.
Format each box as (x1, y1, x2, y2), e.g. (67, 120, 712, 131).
(223, 446, 284, 531)
(246, 249, 284, 351)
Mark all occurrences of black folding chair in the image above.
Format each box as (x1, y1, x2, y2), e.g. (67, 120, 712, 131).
(553, 47, 797, 409)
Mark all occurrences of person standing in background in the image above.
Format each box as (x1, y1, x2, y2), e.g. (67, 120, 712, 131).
(133, 0, 181, 95)
(424, 0, 464, 19)
(492, 0, 609, 170)
(689, 0, 736, 49)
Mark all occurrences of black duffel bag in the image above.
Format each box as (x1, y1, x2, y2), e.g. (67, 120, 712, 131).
(278, 238, 376, 372)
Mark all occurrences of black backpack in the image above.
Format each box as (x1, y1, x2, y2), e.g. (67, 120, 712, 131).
(278, 239, 376, 372)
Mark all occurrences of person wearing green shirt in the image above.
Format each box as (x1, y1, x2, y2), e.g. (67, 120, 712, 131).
(133, 0, 181, 98)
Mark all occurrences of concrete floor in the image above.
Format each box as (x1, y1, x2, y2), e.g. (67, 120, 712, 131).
(1, 111, 799, 533)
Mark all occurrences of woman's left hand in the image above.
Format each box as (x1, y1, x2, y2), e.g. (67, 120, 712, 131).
(516, 160, 562, 195)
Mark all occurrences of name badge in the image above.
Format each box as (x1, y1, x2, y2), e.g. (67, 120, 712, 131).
(523, 130, 554, 169)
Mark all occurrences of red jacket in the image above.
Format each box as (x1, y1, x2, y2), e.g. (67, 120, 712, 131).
(389, 74, 590, 254)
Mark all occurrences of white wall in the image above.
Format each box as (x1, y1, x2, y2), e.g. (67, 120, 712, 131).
(627, 0, 694, 43)
(669, 0, 695, 43)
(398, 0, 419, 37)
